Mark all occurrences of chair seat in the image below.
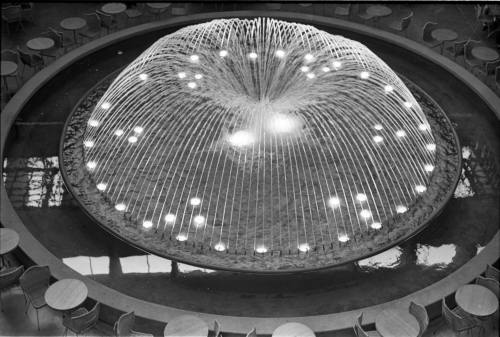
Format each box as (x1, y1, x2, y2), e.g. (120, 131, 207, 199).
(26, 286, 47, 308)
(389, 21, 403, 31)
(125, 9, 142, 19)
(466, 58, 483, 68)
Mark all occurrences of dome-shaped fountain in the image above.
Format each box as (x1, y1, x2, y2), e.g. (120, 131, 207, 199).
(62, 18, 460, 272)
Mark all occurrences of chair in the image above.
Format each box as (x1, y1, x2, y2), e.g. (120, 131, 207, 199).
(464, 40, 483, 71)
(445, 39, 468, 61)
(114, 311, 153, 337)
(246, 327, 257, 337)
(421, 22, 440, 49)
(357, 5, 374, 22)
(0, 265, 24, 311)
(442, 298, 484, 337)
(409, 301, 429, 337)
(475, 4, 495, 36)
(388, 12, 413, 36)
(19, 265, 50, 330)
(96, 10, 116, 34)
(145, 4, 169, 20)
(21, 2, 34, 23)
(79, 13, 102, 42)
(63, 302, 101, 336)
(213, 320, 222, 337)
(1, 49, 21, 90)
(353, 313, 381, 337)
(171, 6, 187, 16)
(39, 30, 64, 59)
(485, 264, 500, 281)
(48, 27, 74, 51)
(124, 5, 144, 25)
(334, 4, 351, 17)
(476, 276, 499, 298)
(476, 60, 500, 84)
(1, 5, 24, 35)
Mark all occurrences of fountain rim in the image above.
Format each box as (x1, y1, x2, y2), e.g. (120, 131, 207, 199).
(1, 10, 499, 334)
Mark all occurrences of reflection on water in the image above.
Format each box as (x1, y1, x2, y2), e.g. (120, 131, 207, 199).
(177, 262, 216, 274)
(416, 244, 456, 269)
(120, 255, 172, 274)
(454, 168, 475, 198)
(357, 247, 402, 269)
(63, 256, 110, 275)
(476, 244, 485, 255)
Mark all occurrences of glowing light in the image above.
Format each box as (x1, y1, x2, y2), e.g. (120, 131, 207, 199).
(338, 234, 350, 242)
(115, 203, 126, 211)
(190, 54, 199, 62)
(404, 101, 413, 108)
(164, 213, 176, 223)
(300, 66, 309, 72)
(178, 72, 186, 79)
(418, 123, 429, 131)
(96, 183, 107, 191)
(396, 205, 407, 213)
(426, 144, 436, 151)
(193, 215, 205, 227)
(267, 113, 300, 134)
(356, 193, 367, 202)
(322, 66, 331, 72)
(176, 234, 187, 241)
(187, 82, 197, 89)
(139, 73, 148, 81)
(396, 130, 406, 138)
(332, 61, 342, 69)
(133, 126, 143, 134)
(83, 140, 94, 148)
(86, 161, 97, 170)
(255, 246, 268, 253)
(101, 102, 111, 109)
(371, 222, 382, 229)
(114, 129, 124, 136)
(219, 50, 228, 57)
(194, 74, 203, 80)
(373, 135, 383, 143)
(304, 53, 314, 61)
(306, 72, 316, 79)
(298, 243, 310, 252)
(128, 136, 138, 143)
(88, 119, 99, 127)
(424, 164, 434, 172)
(360, 71, 370, 79)
(360, 209, 372, 219)
(248, 52, 258, 60)
(190, 197, 201, 206)
(374, 124, 383, 130)
(228, 130, 255, 147)
(384, 85, 394, 93)
(275, 49, 285, 58)
(214, 242, 226, 251)
(142, 220, 153, 228)
(328, 196, 340, 208)
(415, 185, 427, 193)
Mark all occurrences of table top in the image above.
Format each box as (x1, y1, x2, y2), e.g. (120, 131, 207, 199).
(375, 308, 420, 337)
(146, 2, 171, 9)
(272, 322, 316, 337)
(366, 5, 393, 17)
(0, 228, 20, 255)
(44, 279, 88, 311)
(26, 37, 55, 51)
(60, 17, 87, 31)
(455, 284, 499, 317)
(431, 28, 458, 42)
(471, 46, 500, 62)
(101, 2, 127, 15)
(164, 315, 208, 337)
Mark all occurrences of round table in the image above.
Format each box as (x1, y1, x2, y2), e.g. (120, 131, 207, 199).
(471, 46, 500, 62)
(0, 228, 20, 267)
(375, 308, 420, 337)
(431, 28, 458, 53)
(101, 2, 127, 15)
(272, 322, 316, 337)
(146, 2, 171, 9)
(366, 5, 393, 17)
(26, 37, 54, 52)
(44, 279, 88, 311)
(164, 315, 208, 337)
(455, 284, 499, 317)
(60, 17, 87, 43)
(1, 61, 18, 92)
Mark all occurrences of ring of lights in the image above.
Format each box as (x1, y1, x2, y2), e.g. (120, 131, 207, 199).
(61, 18, 462, 272)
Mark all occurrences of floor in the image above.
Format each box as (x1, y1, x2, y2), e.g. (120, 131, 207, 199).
(1, 2, 499, 336)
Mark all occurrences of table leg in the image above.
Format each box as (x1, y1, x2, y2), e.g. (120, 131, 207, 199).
(73, 30, 78, 44)
(2, 76, 9, 92)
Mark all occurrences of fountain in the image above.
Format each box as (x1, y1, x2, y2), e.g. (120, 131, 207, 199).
(62, 18, 460, 272)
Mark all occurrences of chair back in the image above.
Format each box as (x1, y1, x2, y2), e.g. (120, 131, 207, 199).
(441, 298, 474, 331)
(465, 40, 482, 60)
(486, 264, 500, 281)
(476, 276, 500, 297)
(96, 10, 113, 28)
(245, 327, 257, 337)
(353, 313, 369, 337)
(114, 311, 135, 336)
(409, 301, 429, 337)
(452, 40, 468, 57)
(84, 13, 101, 30)
(19, 265, 50, 293)
(1, 49, 19, 63)
(214, 320, 221, 337)
(401, 12, 414, 31)
(0, 265, 25, 289)
(485, 60, 500, 75)
(422, 22, 438, 43)
(41, 30, 62, 49)
(71, 302, 101, 332)
(2, 5, 22, 21)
